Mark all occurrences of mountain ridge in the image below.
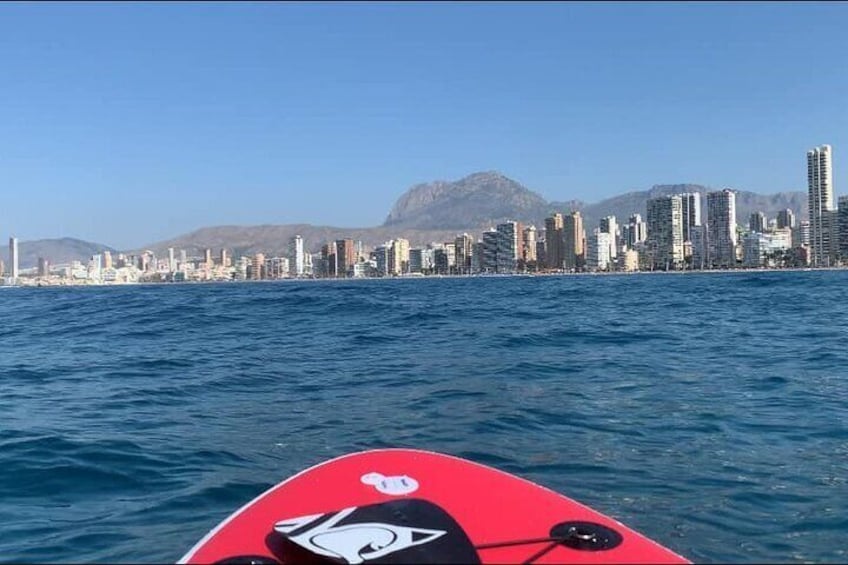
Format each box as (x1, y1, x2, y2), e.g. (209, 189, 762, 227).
(5, 173, 809, 263)
(136, 173, 807, 257)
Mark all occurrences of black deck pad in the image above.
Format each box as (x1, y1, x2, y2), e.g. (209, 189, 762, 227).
(272, 498, 481, 564)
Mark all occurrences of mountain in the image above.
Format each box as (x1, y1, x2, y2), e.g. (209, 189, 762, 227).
(0, 238, 117, 270)
(384, 171, 551, 229)
(136, 173, 808, 256)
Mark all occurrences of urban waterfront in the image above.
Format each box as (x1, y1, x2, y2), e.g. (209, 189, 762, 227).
(0, 143, 834, 287)
(1, 271, 847, 563)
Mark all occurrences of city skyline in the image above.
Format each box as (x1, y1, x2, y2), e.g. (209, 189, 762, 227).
(2, 141, 837, 286)
(1, 3, 847, 248)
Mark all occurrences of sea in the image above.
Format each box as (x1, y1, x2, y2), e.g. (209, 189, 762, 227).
(1, 270, 847, 563)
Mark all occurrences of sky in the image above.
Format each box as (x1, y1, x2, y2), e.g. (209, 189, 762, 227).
(1, 1, 847, 249)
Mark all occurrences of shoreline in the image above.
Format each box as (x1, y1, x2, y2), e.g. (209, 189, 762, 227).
(3, 265, 844, 289)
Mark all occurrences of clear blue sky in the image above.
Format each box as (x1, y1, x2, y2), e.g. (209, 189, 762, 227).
(1, 2, 846, 249)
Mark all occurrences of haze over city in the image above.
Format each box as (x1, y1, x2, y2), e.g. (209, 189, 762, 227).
(1, 2, 847, 249)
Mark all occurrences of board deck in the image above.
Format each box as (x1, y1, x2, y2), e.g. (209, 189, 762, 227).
(179, 449, 689, 564)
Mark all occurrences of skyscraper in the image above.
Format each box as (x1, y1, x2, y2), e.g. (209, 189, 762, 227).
(103, 250, 113, 270)
(482, 229, 499, 273)
(563, 212, 585, 271)
(623, 213, 647, 249)
(808, 144, 835, 266)
(776, 209, 796, 230)
(690, 225, 706, 269)
(749, 211, 767, 234)
(389, 238, 410, 275)
(289, 235, 305, 277)
(321, 243, 336, 277)
(8, 237, 19, 280)
(544, 213, 564, 270)
(679, 192, 702, 242)
(706, 189, 737, 268)
(838, 196, 848, 260)
(496, 221, 522, 273)
(646, 196, 683, 269)
(587, 229, 612, 271)
(38, 257, 49, 277)
(219, 248, 229, 268)
(454, 233, 474, 274)
(251, 253, 265, 280)
(522, 225, 537, 265)
(599, 215, 618, 259)
(335, 239, 355, 278)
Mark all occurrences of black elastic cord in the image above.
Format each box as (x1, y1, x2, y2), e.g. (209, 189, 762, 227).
(521, 541, 561, 564)
(475, 536, 560, 550)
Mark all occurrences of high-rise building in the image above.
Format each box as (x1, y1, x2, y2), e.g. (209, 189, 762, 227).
(89, 254, 102, 281)
(794, 220, 811, 248)
(839, 196, 848, 260)
(168, 247, 176, 273)
(482, 229, 499, 273)
(454, 233, 474, 274)
(204, 248, 213, 268)
(8, 237, 19, 281)
(289, 235, 305, 277)
(749, 212, 767, 234)
(522, 225, 537, 264)
(321, 243, 336, 277)
(37, 257, 50, 277)
(777, 209, 796, 230)
(335, 239, 355, 278)
(544, 213, 564, 270)
(587, 229, 612, 271)
(102, 250, 113, 270)
(808, 144, 836, 266)
(646, 196, 684, 269)
(443, 242, 457, 272)
(679, 192, 702, 242)
(599, 216, 618, 259)
(690, 225, 706, 269)
(563, 212, 585, 271)
(374, 245, 389, 276)
(706, 189, 738, 268)
(251, 253, 265, 280)
(535, 239, 546, 268)
(389, 238, 410, 275)
(622, 213, 647, 249)
(472, 241, 485, 273)
(219, 248, 229, 268)
(409, 248, 423, 274)
(496, 221, 522, 273)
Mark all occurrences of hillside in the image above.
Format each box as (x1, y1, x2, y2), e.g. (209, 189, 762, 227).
(384, 171, 551, 229)
(0, 238, 117, 270)
(137, 173, 808, 256)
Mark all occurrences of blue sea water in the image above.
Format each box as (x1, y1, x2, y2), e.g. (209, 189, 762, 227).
(1, 271, 847, 563)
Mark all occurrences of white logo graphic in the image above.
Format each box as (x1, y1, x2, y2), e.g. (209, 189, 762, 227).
(275, 507, 445, 564)
(361, 472, 419, 495)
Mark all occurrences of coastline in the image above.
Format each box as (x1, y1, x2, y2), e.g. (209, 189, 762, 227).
(3, 265, 843, 289)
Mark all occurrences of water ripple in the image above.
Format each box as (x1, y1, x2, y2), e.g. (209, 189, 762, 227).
(1, 272, 848, 562)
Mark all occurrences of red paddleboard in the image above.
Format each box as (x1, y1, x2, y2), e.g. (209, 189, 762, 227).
(179, 449, 689, 564)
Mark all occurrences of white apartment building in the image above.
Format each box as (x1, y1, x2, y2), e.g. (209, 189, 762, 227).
(646, 195, 684, 269)
(706, 189, 737, 268)
(807, 144, 836, 266)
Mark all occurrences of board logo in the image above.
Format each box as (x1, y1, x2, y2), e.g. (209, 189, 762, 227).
(360, 471, 419, 495)
(274, 506, 445, 564)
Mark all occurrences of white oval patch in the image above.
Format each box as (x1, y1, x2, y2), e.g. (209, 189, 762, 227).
(361, 472, 419, 495)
